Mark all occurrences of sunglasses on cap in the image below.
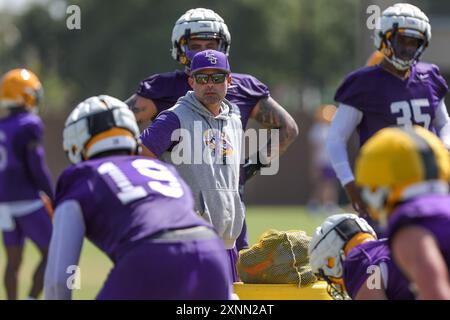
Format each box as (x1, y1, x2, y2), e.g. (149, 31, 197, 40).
(192, 73, 228, 85)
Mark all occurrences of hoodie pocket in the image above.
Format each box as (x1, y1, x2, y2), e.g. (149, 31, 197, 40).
(198, 189, 245, 243)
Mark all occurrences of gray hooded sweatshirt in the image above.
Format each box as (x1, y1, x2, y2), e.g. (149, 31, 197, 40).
(161, 91, 244, 249)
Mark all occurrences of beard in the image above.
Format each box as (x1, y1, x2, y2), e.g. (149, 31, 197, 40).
(200, 91, 223, 105)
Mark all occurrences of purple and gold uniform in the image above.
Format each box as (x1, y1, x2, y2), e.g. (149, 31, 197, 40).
(344, 239, 414, 300)
(335, 62, 448, 146)
(387, 195, 450, 278)
(0, 111, 52, 248)
(54, 155, 232, 299)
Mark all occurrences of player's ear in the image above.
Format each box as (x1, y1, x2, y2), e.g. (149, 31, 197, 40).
(227, 74, 232, 85)
(188, 76, 195, 89)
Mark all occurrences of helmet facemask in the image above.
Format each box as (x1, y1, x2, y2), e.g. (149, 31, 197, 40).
(374, 4, 431, 71)
(361, 186, 390, 228)
(180, 33, 225, 67)
(171, 8, 231, 67)
(316, 257, 351, 300)
(323, 274, 351, 300)
(384, 26, 427, 71)
(178, 32, 228, 68)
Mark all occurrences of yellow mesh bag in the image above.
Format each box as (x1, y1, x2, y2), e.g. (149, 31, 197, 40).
(237, 229, 317, 286)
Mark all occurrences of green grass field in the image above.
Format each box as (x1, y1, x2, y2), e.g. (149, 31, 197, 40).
(0, 206, 330, 300)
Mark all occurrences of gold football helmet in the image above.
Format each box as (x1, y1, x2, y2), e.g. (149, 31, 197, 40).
(355, 126, 450, 226)
(0, 68, 43, 111)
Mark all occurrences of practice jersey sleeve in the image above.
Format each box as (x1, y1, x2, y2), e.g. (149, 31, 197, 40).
(136, 73, 167, 101)
(44, 200, 85, 300)
(15, 121, 54, 200)
(334, 70, 368, 112)
(135, 71, 190, 114)
(227, 73, 270, 121)
(231, 73, 270, 100)
(140, 111, 181, 157)
(428, 64, 449, 101)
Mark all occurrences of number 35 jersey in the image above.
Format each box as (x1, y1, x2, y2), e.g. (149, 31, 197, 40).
(335, 62, 449, 146)
(54, 155, 211, 261)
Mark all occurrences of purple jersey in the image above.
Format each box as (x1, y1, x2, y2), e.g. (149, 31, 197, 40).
(335, 62, 448, 145)
(387, 194, 450, 277)
(344, 240, 414, 300)
(136, 70, 270, 129)
(0, 112, 53, 201)
(55, 155, 212, 262)
(140, 111, 180, 157)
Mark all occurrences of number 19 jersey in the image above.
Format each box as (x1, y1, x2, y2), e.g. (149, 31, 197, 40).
(54, 155, 211, 261)
(335, 62, 448, 146)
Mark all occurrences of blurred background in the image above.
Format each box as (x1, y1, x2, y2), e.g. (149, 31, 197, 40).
(1, 0, 449, 206)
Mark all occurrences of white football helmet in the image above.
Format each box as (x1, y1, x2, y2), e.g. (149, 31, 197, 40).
(63, 95, 140, 164)
(171, 8, 231, 66)
(308, 214, 377, 299)
(374, 3, 431, 70)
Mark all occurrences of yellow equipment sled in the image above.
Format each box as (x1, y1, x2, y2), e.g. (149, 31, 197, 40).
(233, 281, 331, 300)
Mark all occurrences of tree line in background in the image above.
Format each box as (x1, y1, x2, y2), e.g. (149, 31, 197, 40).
(1, 0, 362, 113)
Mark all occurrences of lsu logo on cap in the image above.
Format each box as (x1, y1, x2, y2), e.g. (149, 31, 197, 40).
(205, 51, 218, 64)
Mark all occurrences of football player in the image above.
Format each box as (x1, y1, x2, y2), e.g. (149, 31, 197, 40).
(309, 214, 413, 300)
(327, 3, 450, 218)
(0, 69, 53, 300)
(44, 95, 232, 300)
(356, 125, 450, 299)
(127, 8, 299, 253)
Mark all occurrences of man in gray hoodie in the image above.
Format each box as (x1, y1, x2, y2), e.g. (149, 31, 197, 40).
(140, 50, 244, 282)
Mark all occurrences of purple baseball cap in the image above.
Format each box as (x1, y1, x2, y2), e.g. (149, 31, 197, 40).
(190, 50, 231, 75)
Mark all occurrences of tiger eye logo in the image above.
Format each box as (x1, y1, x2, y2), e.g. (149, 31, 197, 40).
(203, 129, 233, 158)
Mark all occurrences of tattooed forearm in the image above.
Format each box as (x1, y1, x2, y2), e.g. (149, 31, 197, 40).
(252, 96, 299, 157)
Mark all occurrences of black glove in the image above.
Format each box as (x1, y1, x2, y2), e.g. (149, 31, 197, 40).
(243, 156, 269, 181)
